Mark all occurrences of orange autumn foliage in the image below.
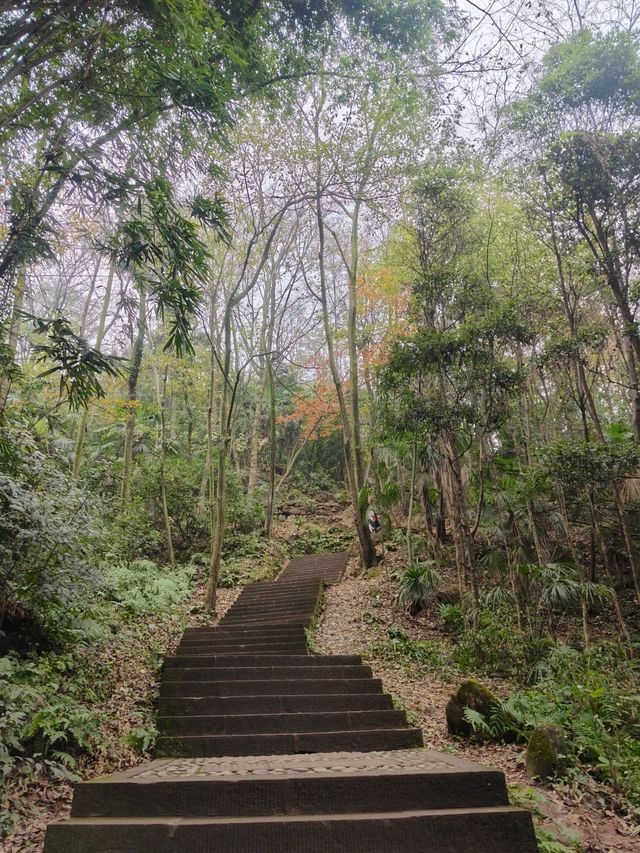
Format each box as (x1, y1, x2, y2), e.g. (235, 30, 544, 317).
(278, 380, 341, 441)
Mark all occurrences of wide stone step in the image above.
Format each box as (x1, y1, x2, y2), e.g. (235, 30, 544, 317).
(218, 610, 316, 623)
(165, 654, 360, 667)
(158, 693, 394, 716)
(182, 624, 306, 636)
(69, 752, 511, 818)
(162, 665, 372, 682)
(157, 709, 407, 736)
(45, 807, 537, 853)
(231, 596, 319, 607)
(175, 643, 309, 655)
(155, 727, 424, 757)
(159, 678, 386, 697)
(180, 633, 307, 646)
(233, 590, 321, 601)
(241, 579, 321, 586)
(220, 609, 316, 621)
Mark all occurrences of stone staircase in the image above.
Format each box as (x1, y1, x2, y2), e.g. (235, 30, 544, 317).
(44, 552, 538, 851)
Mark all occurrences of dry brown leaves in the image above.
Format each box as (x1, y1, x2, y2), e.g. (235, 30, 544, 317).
(3, 584, 239, 853)
(315, 556, 639, 853)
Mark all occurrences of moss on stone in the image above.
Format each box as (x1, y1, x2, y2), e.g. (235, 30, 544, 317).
(445, 678, 500, 738)
(526, 723, 567, 780)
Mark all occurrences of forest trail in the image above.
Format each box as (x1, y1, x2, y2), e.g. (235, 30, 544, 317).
(43, 553, 537, 851)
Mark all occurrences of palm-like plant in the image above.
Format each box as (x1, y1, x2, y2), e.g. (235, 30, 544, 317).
(398, 560, 442, 616)
(537, 563, 612, 648)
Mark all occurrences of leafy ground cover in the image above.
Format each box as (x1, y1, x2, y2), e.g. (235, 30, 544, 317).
(314, 552, 640, 853)
(1, 563, 238, 850)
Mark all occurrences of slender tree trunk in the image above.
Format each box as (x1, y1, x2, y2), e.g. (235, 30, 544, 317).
(264, 356, 277, 538)
(120, 289, 146, 509)
(0, 267, 26, 418)
(439, 428, 476, 603)
(206, 294, 219, 602)
(421, 480, 434, 537)
(155, 364, 175, 569)
(206, 311, 232, 612)
(78, 257, 101, 337)
(586, 489, 633, 648)
(314, 189, 375, 568)
(182, 380, 193, 461)
(72, 257, 115, 480)
(247, 367, 268, 498)
(406, 439, 418, 566)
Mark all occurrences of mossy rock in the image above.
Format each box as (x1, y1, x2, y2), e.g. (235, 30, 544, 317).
(526, 723, 567, 780)
(446, 679, 500, 738)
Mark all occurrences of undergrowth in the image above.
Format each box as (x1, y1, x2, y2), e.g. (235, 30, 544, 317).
(0, 559, 195, 838)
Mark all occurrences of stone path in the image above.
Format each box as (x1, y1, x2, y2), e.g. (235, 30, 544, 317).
(44, 552, 537, 851)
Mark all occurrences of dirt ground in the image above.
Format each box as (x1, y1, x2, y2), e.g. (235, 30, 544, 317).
(314, 557, 639, 853)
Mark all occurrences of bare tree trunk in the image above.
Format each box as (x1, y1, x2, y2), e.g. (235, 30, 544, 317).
(421, 480, 434, 538)
(0, 267, 26, 418)
(247, 367, 268, 499)
(406, 439, 418, 566)
(206, 311, 232, 612)
(314, 176, 375, 568)
(120, 289, 146, 509)
(439, 429, 476, 603)
(586, 489, 632, 648)
(154, 363, 175, 569)
(78, 257, 101, 337)
(72, 257, 115, 480)
(264, 356, 277, 538)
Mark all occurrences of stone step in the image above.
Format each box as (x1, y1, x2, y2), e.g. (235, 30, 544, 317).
(165, 654, 360, 668)
(45, 808, 536, 852)
(230, 590, 320, 600)
(175, 643, 309, 655)
(158, 693, 394, 716)
(245, 579, 319, 586)
(218, 608, 316, 621)
(217, 617, 315, 628)
(159, 678, 386, 698)
(231, 595, 319, 607)
(180, 633, 307, 645)
(221, 607, 317, 620)
(182, 624, 306, 636)
(177, 632, 307, 643)
(69, 755, 510, 818)
(155, 727, 424, 757)
(162, 665, 372, 682)
(157, 709, 408, 736)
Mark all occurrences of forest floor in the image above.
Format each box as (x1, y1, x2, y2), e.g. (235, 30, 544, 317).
(7, 504, 639, 851)
(314, 542, 640, 853)
(3, 585, 240, 852)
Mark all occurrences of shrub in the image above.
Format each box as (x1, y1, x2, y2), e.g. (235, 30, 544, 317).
(398, 561, 442, 616)
(366, 627, 455, 675)
(0, 431, 107, 648)
(102, 559, 194, 615)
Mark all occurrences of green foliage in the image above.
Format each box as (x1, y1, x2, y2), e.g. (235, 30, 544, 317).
(397, 560, 442, 615)
(0, 430, 107, 645)
(287, 522, 353, 556)
(0, 652, 106, 834)
(463, 644, 640, 812)
(110, 503, 162, 567)
(24, 314, 124, 409)
(122, 723, 157, 754)
(366, 626, 455, 675)
(102, 559, 194, 616)
(439, 603, 464, 634)
(509, 786, 582, 853)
